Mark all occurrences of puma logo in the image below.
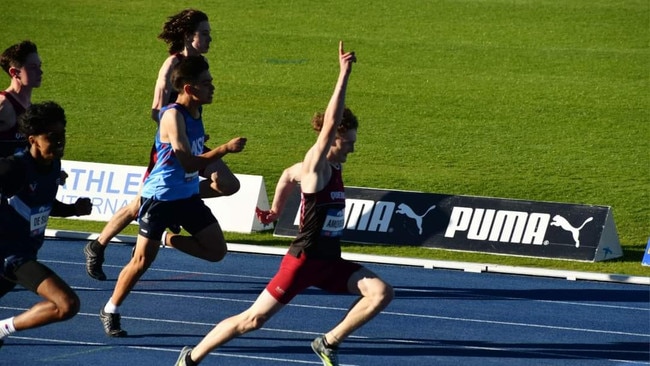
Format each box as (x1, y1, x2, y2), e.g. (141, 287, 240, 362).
(550, 215, 593, 248)
(396, 203, 436, 235)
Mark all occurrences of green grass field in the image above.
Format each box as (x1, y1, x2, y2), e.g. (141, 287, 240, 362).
(3, 0, 648, 276)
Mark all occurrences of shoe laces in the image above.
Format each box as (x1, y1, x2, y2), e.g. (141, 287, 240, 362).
(103, 311, 121, 328)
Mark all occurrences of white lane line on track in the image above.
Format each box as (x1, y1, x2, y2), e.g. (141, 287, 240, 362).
(8, 335, 644, 365)
(393, 287, 650, 311)
(3, 301, 647, 339)
(46, 259, 650, 312)
(7, 336, 355, 365)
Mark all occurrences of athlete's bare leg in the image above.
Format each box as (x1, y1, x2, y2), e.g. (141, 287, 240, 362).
(13, 274, 79, 330)
(84, 197, 140, 280)
(164, 221, 227, 262)
(323, 267, 393, 346)
(189, 290, 285, 363)
(96, 197, 140, 246)
(199, 159, 240, 198)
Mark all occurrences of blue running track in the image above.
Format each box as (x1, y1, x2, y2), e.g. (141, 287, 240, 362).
(0, 238, 648, 365)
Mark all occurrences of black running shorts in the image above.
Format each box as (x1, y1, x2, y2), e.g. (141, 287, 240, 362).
(138, 194, 217, 240)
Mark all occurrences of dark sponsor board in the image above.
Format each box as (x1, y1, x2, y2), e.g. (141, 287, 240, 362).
(274, 186, 622, 262)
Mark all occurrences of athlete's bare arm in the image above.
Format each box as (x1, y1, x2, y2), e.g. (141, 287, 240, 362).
(301, 41, 355, 194)
(150, 56, 178, 123)
(160, 108, 246, 173)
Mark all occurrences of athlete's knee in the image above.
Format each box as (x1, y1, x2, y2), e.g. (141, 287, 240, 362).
(56, 292, 80, 321)
(204, 242, 227, 262)
(194, 225, 228, 261)
(127, 199, 141, 218)
(382, 283, 395, 305)
(368, 281, 394, 309)
(248, 315, 268, 331)
(213, 173, 240, 196)
(223, 178, 240, 196)
(127, 205, 139, 219)
(130, 251, 156, 273)
(242, 311, 269, 332)
(378, 283, 394, 308)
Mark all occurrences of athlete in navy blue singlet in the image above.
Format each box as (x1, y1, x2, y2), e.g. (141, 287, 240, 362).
(0, 101, 92, 347)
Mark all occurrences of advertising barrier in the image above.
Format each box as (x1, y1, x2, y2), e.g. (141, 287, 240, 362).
(56, 160, 271, 233)
(273, 186, 622, 262)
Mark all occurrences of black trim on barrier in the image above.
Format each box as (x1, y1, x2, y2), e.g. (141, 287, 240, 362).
(273, 186, 622, 262)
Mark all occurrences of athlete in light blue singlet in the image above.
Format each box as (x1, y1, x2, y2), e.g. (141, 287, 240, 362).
(141, 103, 204, 201)
(99, 56, 247, 338)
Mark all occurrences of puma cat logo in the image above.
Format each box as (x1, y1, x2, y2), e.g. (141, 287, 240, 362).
(550, 215, 593, 248)
(396, 203, 436, 235)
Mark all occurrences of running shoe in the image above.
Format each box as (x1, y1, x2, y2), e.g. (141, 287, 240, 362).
(311, 336, 339, 366)
(168, 224, 181, 234)
(174, 346, 194, 366)
(84, 241, 107, 281)
(99, 309, 127, 337)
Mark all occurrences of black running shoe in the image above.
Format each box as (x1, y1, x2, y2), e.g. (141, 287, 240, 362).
(99, 309, 127, 337)
(168, 224, 181, 234)
(84, 241, 107, 281)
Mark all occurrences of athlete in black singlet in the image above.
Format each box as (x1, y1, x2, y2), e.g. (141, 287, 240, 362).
(0, 91, 27, 157)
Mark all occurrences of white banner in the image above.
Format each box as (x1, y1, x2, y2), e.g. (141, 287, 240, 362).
(56, 160, 271, 233)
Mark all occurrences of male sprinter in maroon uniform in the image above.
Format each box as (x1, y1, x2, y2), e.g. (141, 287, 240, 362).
(0, 40, 41, 158)
(174, 41, 394, 366)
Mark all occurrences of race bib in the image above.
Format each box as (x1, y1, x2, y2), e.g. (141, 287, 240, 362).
(8, 196, 51, 236)
(321, 208, 345, 237)
(184, 170, 198, 182)
(30, 206, 51, 236)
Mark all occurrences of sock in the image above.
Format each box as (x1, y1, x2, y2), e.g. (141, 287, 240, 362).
(161, 231, 168, 248)
(323, 335, 338, 349)
(103, 299, 119, 314)
(0, 317, 16, 338)
(90, 239, 106, 253)
(185, 350, 197, 366)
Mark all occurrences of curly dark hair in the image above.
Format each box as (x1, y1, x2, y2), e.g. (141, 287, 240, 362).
(19, 101, 66, 136)
(311, 107, 358, 134)
(0, 40, 38, 75)
(158, 9, 209, 55)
